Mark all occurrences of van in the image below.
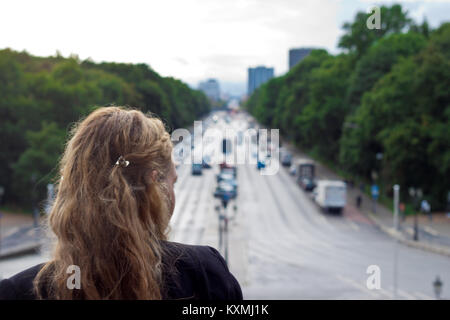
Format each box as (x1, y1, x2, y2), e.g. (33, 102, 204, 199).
(314, 180, 346, 213)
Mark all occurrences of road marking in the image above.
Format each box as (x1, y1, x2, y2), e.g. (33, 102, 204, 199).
(397, 289, 418, 300)
(423, 226, 439, 236)
(335, 274, 381, 299)
(1, 226, 20, 238)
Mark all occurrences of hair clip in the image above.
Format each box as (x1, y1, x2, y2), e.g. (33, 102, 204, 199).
(115, 156, 130, 167)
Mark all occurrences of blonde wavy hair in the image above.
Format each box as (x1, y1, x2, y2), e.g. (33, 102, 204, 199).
(34, 106, 174, 299)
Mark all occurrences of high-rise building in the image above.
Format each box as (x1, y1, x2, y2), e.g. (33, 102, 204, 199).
(289, 48, 313, 69)
(247, 66, 274, 95)
(199, 79, 220, 101)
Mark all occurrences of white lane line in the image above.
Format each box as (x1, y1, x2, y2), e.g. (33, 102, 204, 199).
(423, 226, 439, 236)
(335, 274, 382, 299)
(1, 226, 20, 238)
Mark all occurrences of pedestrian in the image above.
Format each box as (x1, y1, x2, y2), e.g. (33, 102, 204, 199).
(0, 106, 242, 300)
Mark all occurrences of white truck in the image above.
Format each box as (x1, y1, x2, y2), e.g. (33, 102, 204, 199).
(314, 180, 347, 213)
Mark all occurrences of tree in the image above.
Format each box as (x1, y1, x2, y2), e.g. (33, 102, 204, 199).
(339, 5, 412, 58)
(12, 122, 66, 205)
(346, 32, 427, 110)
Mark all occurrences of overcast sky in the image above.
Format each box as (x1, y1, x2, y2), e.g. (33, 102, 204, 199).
(1, 0, 449, 95)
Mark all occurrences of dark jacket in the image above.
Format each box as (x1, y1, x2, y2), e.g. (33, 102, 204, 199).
(0, 241, 243, 300)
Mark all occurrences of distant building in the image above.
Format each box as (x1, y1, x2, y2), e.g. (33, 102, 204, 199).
(247, 66, 274, 95)
(289, 48, 313, 69)
(199, 79, 220, 101)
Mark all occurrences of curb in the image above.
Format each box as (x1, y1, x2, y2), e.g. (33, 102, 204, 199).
(0, 241, 42, 260)
(367, 212, 450, 258)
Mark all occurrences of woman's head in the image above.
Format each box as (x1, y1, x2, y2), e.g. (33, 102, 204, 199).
(35, 106, 176, 299)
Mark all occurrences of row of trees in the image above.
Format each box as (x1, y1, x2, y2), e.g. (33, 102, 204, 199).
(0, 50, 211, 207)
(245, 5, 449, 209)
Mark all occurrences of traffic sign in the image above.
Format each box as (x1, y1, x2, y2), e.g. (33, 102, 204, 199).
(371, 185, 379, 199)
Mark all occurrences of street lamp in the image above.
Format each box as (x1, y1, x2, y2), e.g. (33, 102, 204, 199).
(433, 276, 443, 299)
(0, 186, 4, 253)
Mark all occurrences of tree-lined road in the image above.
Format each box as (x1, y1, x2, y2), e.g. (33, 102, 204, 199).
(1, 111, 449, 299)
(168, 111, 450, 299)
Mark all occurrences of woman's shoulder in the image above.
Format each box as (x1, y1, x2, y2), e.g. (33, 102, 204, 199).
(161, 241, 243, 300)
(0, 263, 45, 300)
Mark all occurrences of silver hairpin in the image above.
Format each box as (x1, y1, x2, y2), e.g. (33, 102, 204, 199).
(115, 156, 130, 167)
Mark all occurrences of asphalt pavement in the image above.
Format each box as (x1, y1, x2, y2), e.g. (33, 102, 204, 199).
(1, 111, 449, 299)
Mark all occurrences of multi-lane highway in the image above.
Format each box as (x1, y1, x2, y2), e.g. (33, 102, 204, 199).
(1, 110, 449, 299)
(168, 111, 450, 299)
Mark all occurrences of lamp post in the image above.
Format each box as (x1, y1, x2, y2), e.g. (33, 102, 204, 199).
(393, 185, 400, 230)
(0, 186, 4, 253)
(433, 276, 443, 299)
(392, 184, 400, 299)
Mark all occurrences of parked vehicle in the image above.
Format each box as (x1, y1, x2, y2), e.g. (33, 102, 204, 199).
(296, 159, 316, 191)
(191, 163, 203, 175)
(313, 180, 346, 213)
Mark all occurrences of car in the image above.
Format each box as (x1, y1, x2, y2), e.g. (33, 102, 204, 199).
(257, 159, 266, 170)
(281, 152, 292, 167)
(221, 167, 237, 178)
(299, 177, 316, 191)
(296, 159, 316, 191)
(217, 173, 238, 190)
(219, 162, 237, 177)
(214, 182, 237, 199)
(289, 164, 297, 176)
(202, 155, 212, 169)
(191, 163, 203, 175)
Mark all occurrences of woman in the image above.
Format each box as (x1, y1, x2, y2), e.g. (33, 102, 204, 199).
(0, 106, 242, 300)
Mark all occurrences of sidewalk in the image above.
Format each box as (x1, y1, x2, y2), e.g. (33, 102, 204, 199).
(351, 185, 450, 257)
(0, 212, 44, 259)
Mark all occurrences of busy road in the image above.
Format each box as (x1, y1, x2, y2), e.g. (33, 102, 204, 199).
(1, 110, 449, 299)
(168, 110, 450, 299)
